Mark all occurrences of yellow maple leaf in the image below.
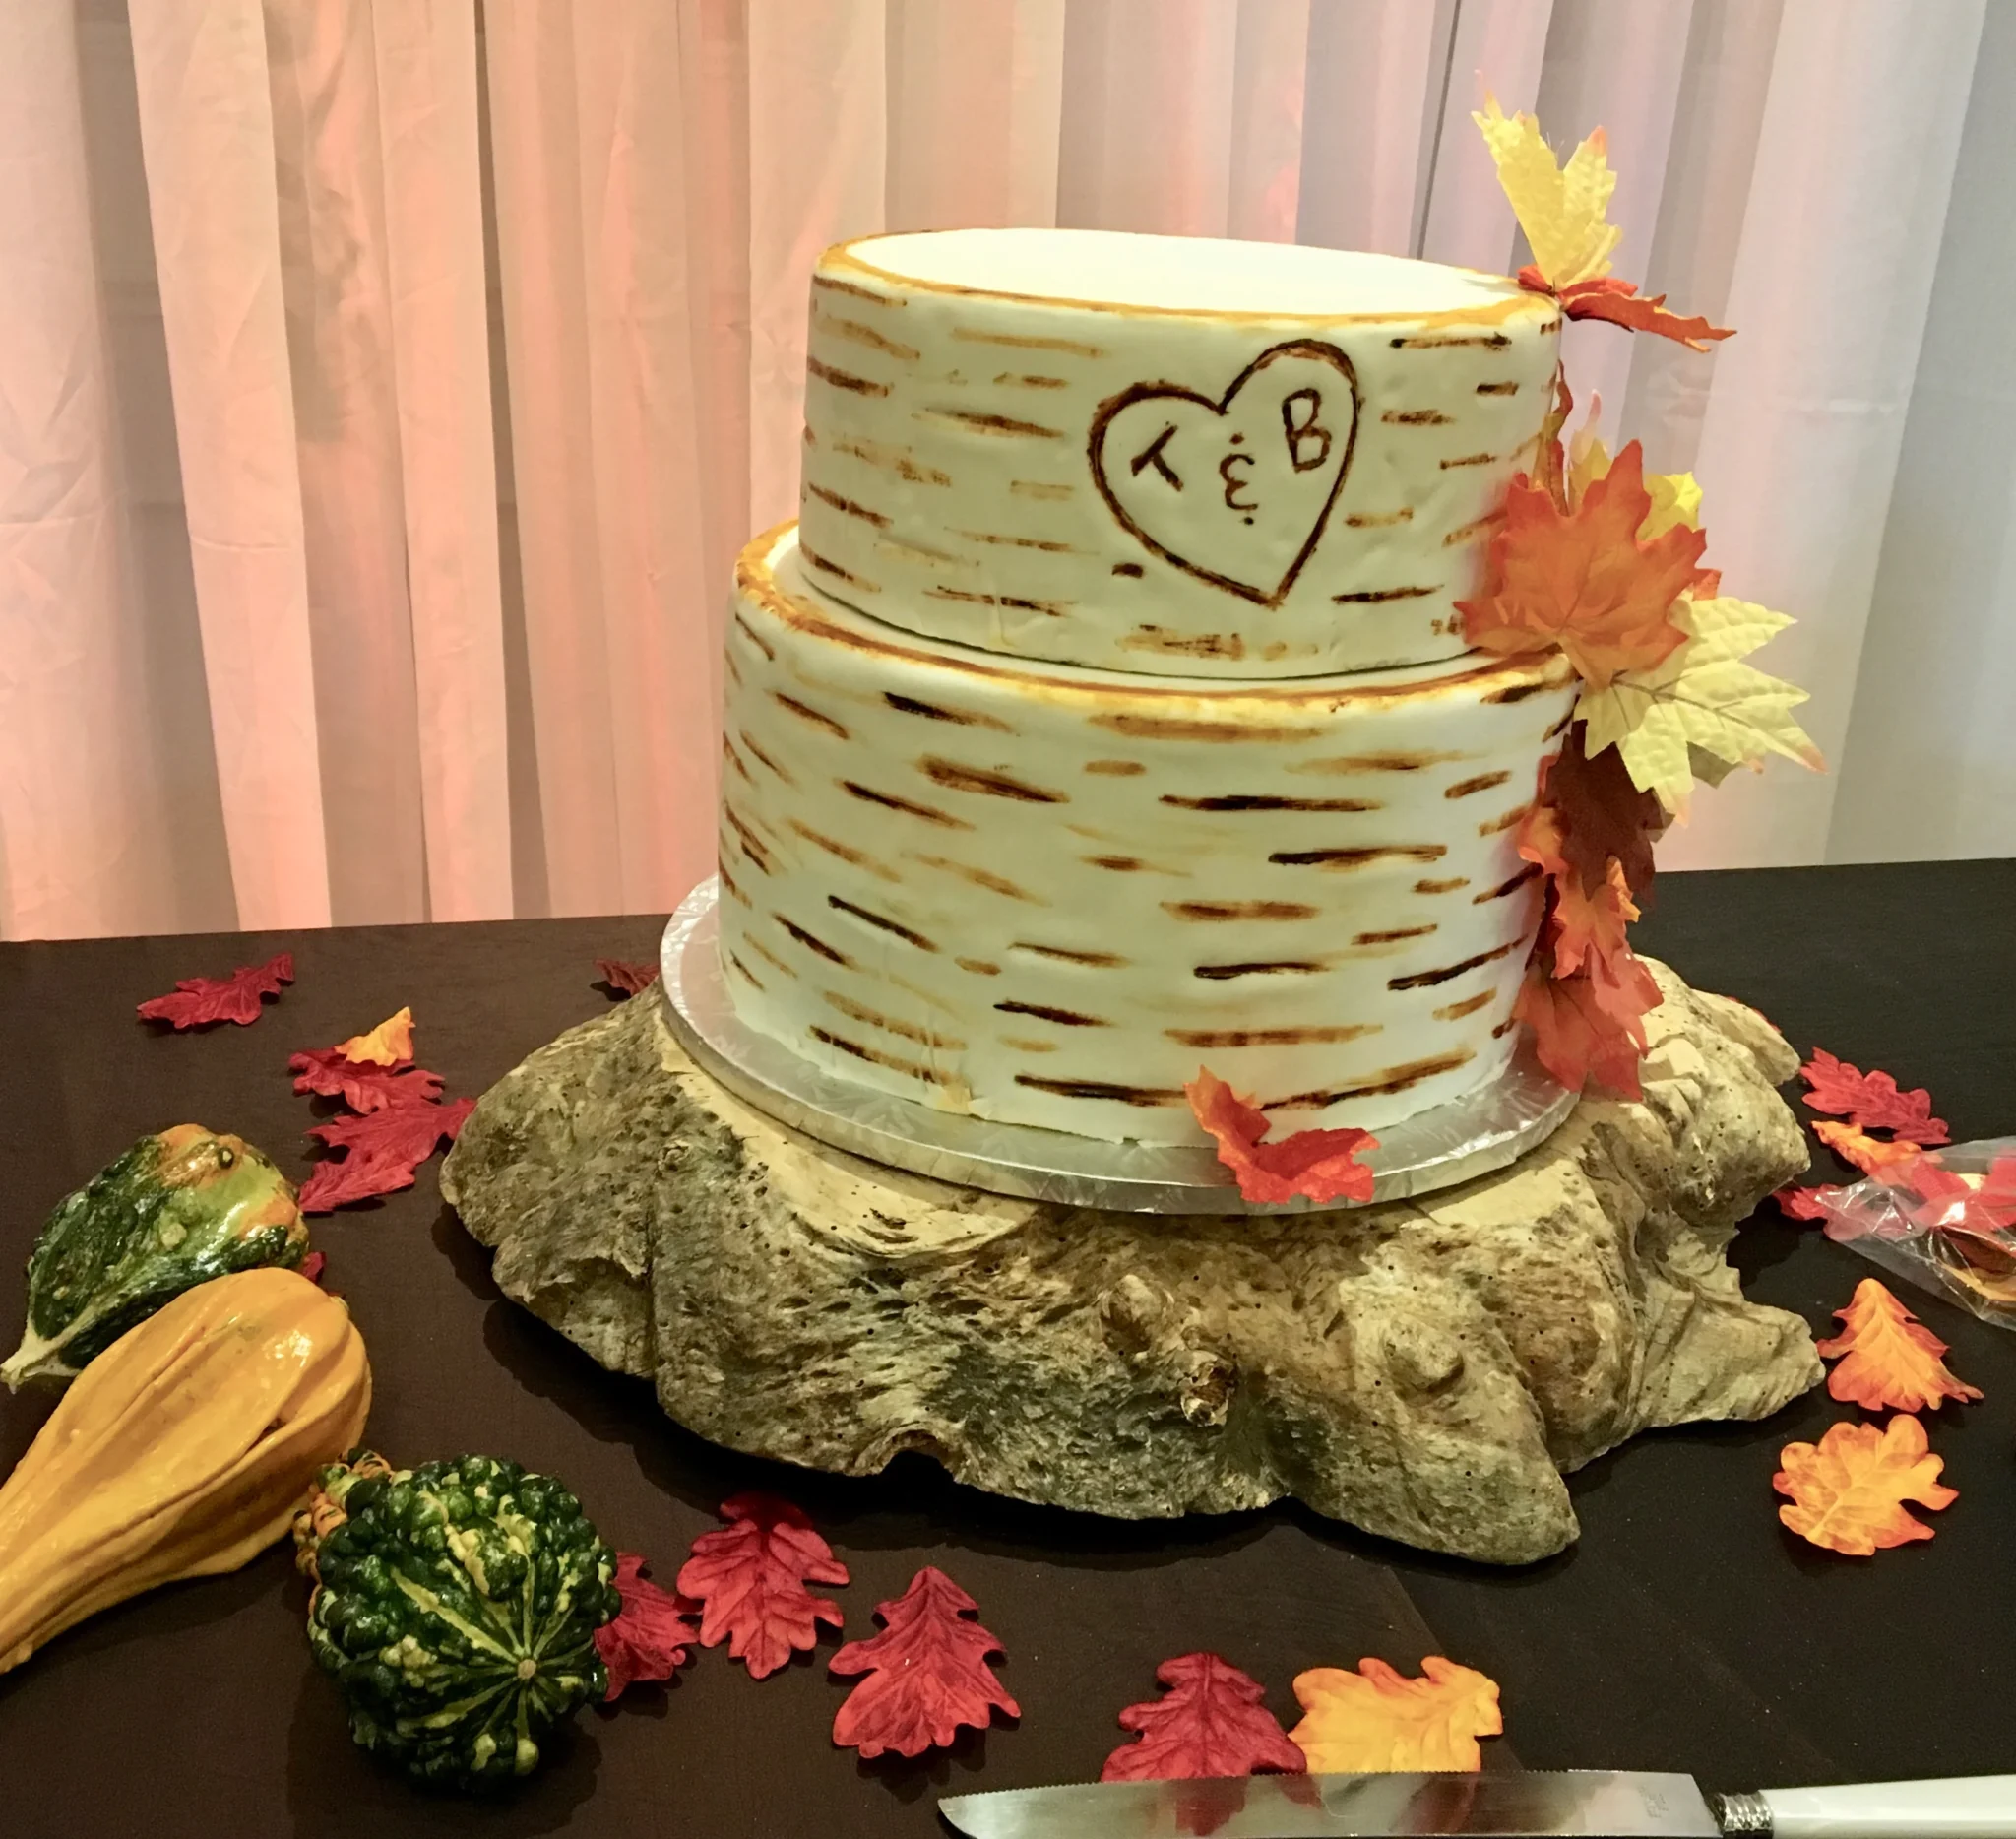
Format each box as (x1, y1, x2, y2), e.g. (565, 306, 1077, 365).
(1290, 1657, 1502, 1773)
(1473, 95, 1620, 290)
(1567, 431, 1702, 538)
(339, 1006, 414, 1066)
(1577, 596, 1823, 814)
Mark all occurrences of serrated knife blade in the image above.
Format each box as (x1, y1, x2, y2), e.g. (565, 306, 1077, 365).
(936, 1771, 1722, 1838)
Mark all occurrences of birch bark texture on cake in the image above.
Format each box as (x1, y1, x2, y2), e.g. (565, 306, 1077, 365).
(798, 230, 1560, 677)
(443, 959, 1820, 1566)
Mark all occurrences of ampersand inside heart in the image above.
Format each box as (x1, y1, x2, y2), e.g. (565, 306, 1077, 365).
(1089, 340, 1360, 606)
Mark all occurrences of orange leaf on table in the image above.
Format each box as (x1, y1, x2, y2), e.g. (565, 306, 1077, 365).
(336, 1006, 413, 1065)
(1289, 1657, 1502, 1773)
(1773, 1185, 1842, 1224)
(595, 1554, 699, 1699)
(1456, 445, 1705, 692)
(1814, 1119, 1924, 1176)
(829, 1566, 1019, 1758)
(1186, 1068, 1376, 1205)
(675, 1492, 848, 1680)
(1102, 1652, 1305, 1783)
(1817, 1278, 1982, 1413)
(136, 952, 294, 1029)
(1774, 1416, 1956, 1555)
(597, 959, 661, 998)
(1798, 1048, 1949, 1145)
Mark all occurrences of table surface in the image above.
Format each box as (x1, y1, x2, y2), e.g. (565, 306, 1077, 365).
(1, 859, 2012, 1836)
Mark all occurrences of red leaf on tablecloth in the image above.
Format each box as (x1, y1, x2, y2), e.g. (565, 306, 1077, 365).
(597, 959, 661, 997)
(288, 1046, 446, 1114)
(137, 952, 294, 1029)
(1102, 1652, 1305, 1783)
(1798, 1049, 1949, 1145)
(1817, 1278, 1982, 1414)
(1814, 1119, 1925, 1177)
(299, 1250, 327, 1285)
(1521, 267, 1736, 351)
(297, 1096, 475, 1212)
(1897, 1153, 2016, 1238)
(1185, 1069, 1377, 1206)
(829, 1566, 1019, 1758)
(1524, 729, 1666, 904)
(1456, 444, 1703, 692)
(1772, 1186, 1838, 1224)
(596, 1554, 699, 1699)
(675, 1493, 849, 1680)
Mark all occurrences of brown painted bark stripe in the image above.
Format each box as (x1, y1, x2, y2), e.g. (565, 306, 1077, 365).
(801, 544, 881, 593)
(953, 528, 1079, 552)
(1288, 749, 1470, 774)
(1393, 332, 1510, 349)
(779, 916, 853, 967)
(842, 780, 973, 829)
(1383, 409, 1453, 425)
(1168, 1022, 1379, 1047)
(833, 435, 951, 485)
(1193, 960, 1325, 980)
(1484, 680, 1555, 705)
(1354, 923, 1437, 944)
(1165, 900, 1317, 921)
(1270, 844, 1447, 868)
(1268, 1047, 1475, 1107)
(1334, 585, 1437, 602)
(912, 854, 1040, 902)
(828, 894, 937, 952)
(817, 314, 918, 361)
(806, 482, 890, 528)
(1435, 989, 1494, 1021)
(995, 999, 1107, 1027)
(771, 691, 849, 740)
(1445, 769, 1512, 799)
(811, 273, 900, 306)
(884, 690, 1011, 730)
(1439, 451, 1498, 469)
(726, 952, 764, 991)
(1415, 876, 1470, 894)
(1388, 941, 1516, 990)
(993, 372, 1068, 388)
(916, 406, 1065, 438)
(925, 585, 1071, 616)
(1474, 862, 1543, 903)
(824, 989, 963, 1049)
(1013, 1074, 1184, 1106)
(747, 935, 797, 981)
(1011, 941, 1126, 966)
(1479, 802, 1533, 836)
(718, 861, 749, 906)
(1162, 793, 1380, 813)
(738, 729, 793, 784)
(1476, 380, 1520, 395)
(807, 355, 889, 396)
(809, 1024, 950, 1086)
(1444, 509, 1506, 546)
(731, 610, 776, 660)
(921, 757, 1067, 803)
(953, 325, 1105, 357)
(1346, 507, 1414, 527)
(788, 819, 899, 882)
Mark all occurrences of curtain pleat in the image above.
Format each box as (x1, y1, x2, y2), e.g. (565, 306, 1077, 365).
(0, 0, 2007, 939)
(1660, 0, 1986, 869)
(128, 0, 332, 930)
(372, 0, 513, 922)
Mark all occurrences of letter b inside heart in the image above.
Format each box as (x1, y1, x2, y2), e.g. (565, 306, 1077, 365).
(1090, 341, 1360, 606)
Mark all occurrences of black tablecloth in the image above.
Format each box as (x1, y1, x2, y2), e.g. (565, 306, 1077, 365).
(1, 860, 2012, 1835)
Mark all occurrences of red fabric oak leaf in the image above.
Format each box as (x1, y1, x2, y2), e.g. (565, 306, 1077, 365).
(1893, 1152, 2016, 1238)
(596, 1554, 699, 1699)
(137, 952, 294, 1029)
(1798, 1049, 1950, 1146)
(288, 1047, 446, 1114)
(1518, 267, 1735, 351)
(596, 958, 661, 997)
(297, 1096, 475, 1212)
(1102, 1652, 1306, 1783)
(675, 1493, 849, 1680)
(299, 1250, 327, 1285)
(829, 1566, 1019, 1758)
(1523, 729, 1666, 904)
(1456, 443, 1705, 692)
(1186, 1069, 1377, 1206)
(1772, 1186, 1839, 1224)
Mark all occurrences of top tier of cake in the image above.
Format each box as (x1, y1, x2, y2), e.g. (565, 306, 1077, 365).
(798, 227, 1560, 680)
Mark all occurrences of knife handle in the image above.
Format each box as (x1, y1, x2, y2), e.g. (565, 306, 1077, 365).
(1729, 1775, 2016, 1837)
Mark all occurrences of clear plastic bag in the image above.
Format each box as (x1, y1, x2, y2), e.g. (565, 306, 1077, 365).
(1797, 1138, 2016, 1328)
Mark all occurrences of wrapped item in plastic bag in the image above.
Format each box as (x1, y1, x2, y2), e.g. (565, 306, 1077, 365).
(1797, 1138, 2016, 1328)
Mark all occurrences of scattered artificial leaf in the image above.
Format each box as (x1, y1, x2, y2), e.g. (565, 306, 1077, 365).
(1814, 1119, 1924, 1176)
(1531, 271, 1735, 351)
(1817, 1278, 1982, 1413)
(300, 1250, 327, 1285)
(1472, 97, 1619, 290)
(1186, 1069, 1377, 1205)
(1457, 445, 1704, 692)
(297, 1097, 475, 1213)
(337, 1007, 414, 1066)
(1773, 1186, 1839, 1223)
(1523, 726, 1666, 902)
(597, 959, 661, 997)
(829, 1566, 1019, 1758)
(1798, 1049, 1949, 1145)
(1290, 1657, 1503, 1773)
(1774, 1415, 1956, 1555)
(675, 1493, 849, 1680)
(596, 1554, 699, 1699)
(289, 1047, 446, 1114)
(1899, 1153, 2016, 1237)
(1577, 595, 1824, 815)
(1101, 1653, 1305, 1783)
(137, 953, 294, 1029)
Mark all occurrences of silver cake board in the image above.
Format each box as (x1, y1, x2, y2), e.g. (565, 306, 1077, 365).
(659, 877, 1574, 1216)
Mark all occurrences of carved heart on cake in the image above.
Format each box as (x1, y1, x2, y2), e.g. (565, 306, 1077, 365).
(1089, 340, 1360, 605)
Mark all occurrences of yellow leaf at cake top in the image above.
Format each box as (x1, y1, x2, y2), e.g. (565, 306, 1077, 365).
(1578, 597, 1823, 815)
(1473, 96, 1620, 291)
(1568, 432, 1701, 539)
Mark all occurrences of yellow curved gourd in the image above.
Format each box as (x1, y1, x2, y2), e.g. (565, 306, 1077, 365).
(0, 1266, 371, 1675)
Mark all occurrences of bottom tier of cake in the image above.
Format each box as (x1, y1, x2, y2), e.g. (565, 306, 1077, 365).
(719, 523, 1578, 1145)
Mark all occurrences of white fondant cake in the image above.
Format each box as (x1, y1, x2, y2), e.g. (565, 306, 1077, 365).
(719, 526, 1576, 1145)
(798, 228, 1560, 679)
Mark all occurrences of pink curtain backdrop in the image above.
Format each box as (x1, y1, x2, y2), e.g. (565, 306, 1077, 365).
(0, 0, 2006, 939)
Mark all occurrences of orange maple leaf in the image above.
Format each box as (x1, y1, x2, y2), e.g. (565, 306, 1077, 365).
(337, 1006, 414, 1066)
(1456, 443, 1704, 692)
(1515, 952, 1659, 1102)
(1774, 1415, 1956, 1556)
(1290, 1657, 1502, 1773)
(1185, 1068, 1377, 1206)
(1817, 1278, 1982, 1414)
(1550, 856, 1637, 982)
(1813, 1118, 1923, 1176)
(1535, 271, 1736, 352)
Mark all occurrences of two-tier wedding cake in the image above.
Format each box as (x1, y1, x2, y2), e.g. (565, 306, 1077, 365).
(716, 228, 1582, 1147)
